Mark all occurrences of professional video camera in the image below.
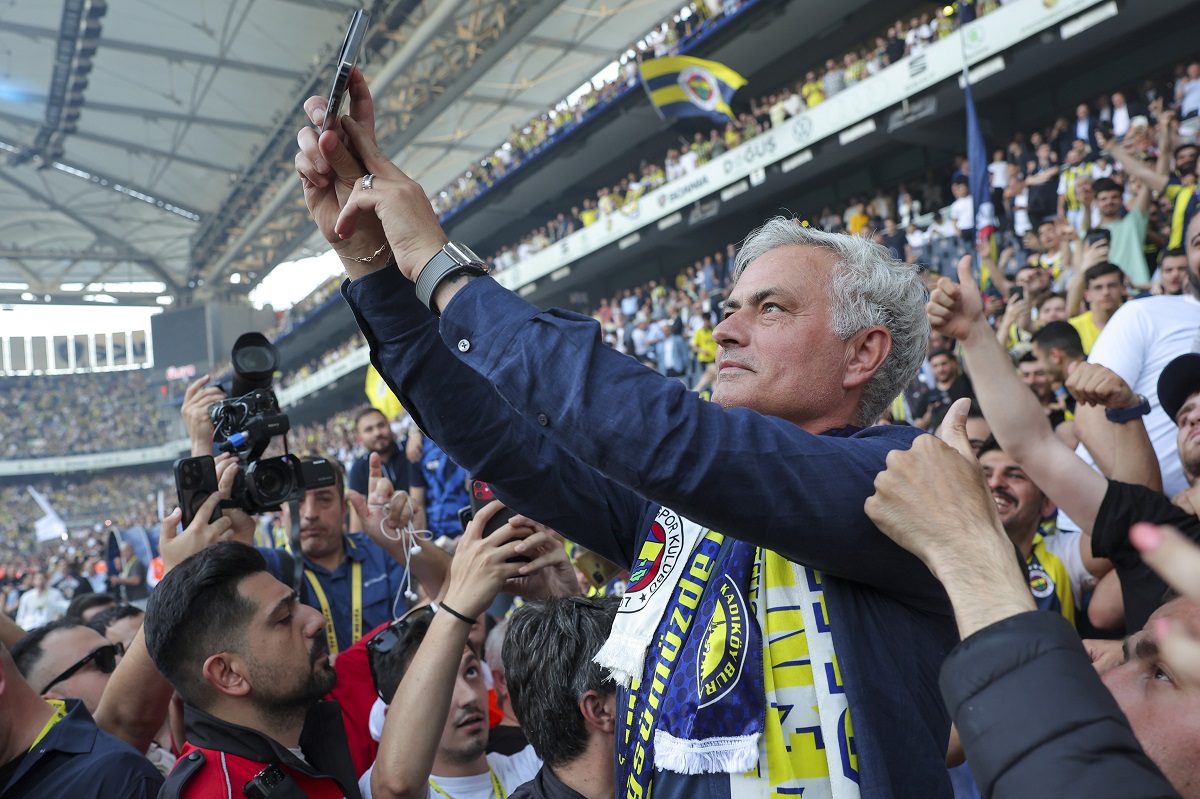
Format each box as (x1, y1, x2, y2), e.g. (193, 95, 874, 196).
(174, 333, 336, 525)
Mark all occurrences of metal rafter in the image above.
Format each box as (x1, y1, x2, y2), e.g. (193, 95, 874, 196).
(0, 169, 182, 292)
(0, 20, 308, 82)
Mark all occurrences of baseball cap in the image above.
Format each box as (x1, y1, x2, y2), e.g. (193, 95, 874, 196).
(1156, 353, 1200, 423)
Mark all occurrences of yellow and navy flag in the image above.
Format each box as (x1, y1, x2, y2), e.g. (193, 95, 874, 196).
(364, 363, 403, 420)
(639, 56, 746, 123)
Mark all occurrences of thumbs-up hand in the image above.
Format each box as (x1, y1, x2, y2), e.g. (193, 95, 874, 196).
(866, 399, 1006, 576)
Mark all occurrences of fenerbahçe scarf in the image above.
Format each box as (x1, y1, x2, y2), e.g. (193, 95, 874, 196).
(640, 56, 747, 123)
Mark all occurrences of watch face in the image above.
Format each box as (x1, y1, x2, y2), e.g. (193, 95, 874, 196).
(446, 241, 484, 267)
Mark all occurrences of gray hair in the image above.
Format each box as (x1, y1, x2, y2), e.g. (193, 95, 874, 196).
(503, 595, 619, 768)
(484, 616, 509, 673)
(733, 218, 929, 427)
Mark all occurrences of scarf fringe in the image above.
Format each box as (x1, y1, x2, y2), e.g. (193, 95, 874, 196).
(653, 729, 761, 775)
(593, 633, 643, 688)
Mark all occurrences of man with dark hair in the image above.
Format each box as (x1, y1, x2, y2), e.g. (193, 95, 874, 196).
(147, 541, 362, 799)
(1031, 320, 1087, 420)
(1017, 351, 1068, 430)
(287, 454, 447, 655)
(86, 604, 145, 649)
(1156, 247, 1189, 295)
(503, 595, 619, 799)
(914, 347, 975, 430)
(11, 619, 120, 714)
(0, 640, 162, 797)
(1091, 176, 1152, 286)
(1068, 262, 1126, 354)
(348, 408, 418, 533)
(65, 591, 116, 623)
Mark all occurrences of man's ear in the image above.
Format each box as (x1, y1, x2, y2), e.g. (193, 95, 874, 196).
(843, 326, 892, 392)
(203, 653, 252, 699)
(579, 689, 616, 734)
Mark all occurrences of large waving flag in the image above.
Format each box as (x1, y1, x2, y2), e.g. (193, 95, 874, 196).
(364, 363, 403, 420)
(640, 56, 746, 123)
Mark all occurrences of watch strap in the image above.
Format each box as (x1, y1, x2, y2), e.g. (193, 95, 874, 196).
(414, 243, 488, 315)
(1105, 394, 1151, 423)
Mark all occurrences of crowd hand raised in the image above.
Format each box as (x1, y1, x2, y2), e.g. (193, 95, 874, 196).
(181, 374, 224, 456)
(1080, 239, 1110, 271)
(927, 256, 990, 345)
(1130, 523, 1200, 685)
(159, 461, 240, 573)
(867, 399, 1006, 576)
(334, 115, 449, 283)
(442, 500, 529, 619)
(295, 67, 389, 264)
(504, 518, 580, 599)
(345, 452, 415, 554)
(1064, 361, 1138, 410)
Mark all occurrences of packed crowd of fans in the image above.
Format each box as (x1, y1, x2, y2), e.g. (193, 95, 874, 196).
(0, 370, 173, 459)
(467, 4, 1000, 275)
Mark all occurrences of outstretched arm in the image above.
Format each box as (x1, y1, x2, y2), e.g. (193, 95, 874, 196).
(927, 257, 1108, 534)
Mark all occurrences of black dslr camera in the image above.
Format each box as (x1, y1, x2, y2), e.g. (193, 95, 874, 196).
(174, 333, 337, 526)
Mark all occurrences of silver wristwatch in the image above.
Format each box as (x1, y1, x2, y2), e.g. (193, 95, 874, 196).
(414, 242, 489, 315)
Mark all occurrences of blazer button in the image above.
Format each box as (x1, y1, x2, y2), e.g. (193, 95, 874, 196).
(457, 339, 471, 352)
(537, 413, 549, 426)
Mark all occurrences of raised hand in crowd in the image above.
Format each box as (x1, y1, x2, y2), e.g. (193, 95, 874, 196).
(346, 450, 447, 601)
(503, 516, 579, 600)
(158, 456, 249, 571)
(180, 374, 224, 457)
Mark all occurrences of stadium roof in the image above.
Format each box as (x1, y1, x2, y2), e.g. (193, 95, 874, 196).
(0, 0, 687, 308)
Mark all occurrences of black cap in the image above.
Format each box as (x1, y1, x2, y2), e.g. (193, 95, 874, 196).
(1157, 353, 1200, 423)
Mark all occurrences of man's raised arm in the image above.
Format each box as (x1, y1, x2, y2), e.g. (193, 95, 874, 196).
(927, 257, 1108, 533)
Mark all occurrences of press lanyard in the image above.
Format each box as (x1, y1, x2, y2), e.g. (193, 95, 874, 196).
(428, 767, 504, 799)
(121, 557, 138, 578)
(30, 700, 67, 751)
(304, 559, 362, 656)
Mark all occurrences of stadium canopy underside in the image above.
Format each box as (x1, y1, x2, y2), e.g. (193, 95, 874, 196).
(0, 0, 685, 307)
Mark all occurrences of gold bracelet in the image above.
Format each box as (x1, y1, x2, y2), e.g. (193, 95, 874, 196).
(338, 243, 389, 264)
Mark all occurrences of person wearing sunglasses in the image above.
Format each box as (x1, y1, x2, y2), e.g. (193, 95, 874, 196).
(0, 639, 163, 797)
(360, 501, 577, 799)
(11, 619, 123, 715)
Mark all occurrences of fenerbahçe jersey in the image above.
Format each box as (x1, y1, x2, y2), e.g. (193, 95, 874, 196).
(1026, 533, 1075, 625)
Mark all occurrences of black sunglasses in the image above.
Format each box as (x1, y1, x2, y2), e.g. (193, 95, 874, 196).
(367, 605, 435, 700)
(39, 642, 124, 695)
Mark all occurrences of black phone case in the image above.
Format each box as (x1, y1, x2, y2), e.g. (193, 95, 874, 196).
(174, 456, 221, 527)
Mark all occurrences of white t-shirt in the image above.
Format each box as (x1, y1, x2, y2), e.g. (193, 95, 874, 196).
(359, 745, 542, 799)
(949, 196, 975, 232)
(1075, 295, 1200, 498)
(988, 160, 1009, 189)
(678, 149, 699, 175)
(1041, 531, 1097, 610)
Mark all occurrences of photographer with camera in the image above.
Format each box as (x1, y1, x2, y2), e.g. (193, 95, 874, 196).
(177, 336, 450, 657)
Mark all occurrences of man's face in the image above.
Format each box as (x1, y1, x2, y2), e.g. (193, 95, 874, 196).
(1176, 146, 1198, 176)
(1017, 266, 1051, 298)
(712, 246, 871, 430)
(237, 572, 336, 715)
(437, 647, 489, 766)
(1085, 272, 1126, 313)
(31, 572, 45, 590)
(1101, 599, 1200, 795)
(929, 353, 959, 384)
(1097, 189, 1124, 218)
(978, 450, 1052, 541)
(1032, 342, 1066, 384)
(1036, 224, 1059, 251)
(37, 626, 119, 713)
(356, 411, 394, 455)
(1076, 103, 1089, 120)
(1038, 297, 1068, 324)
(297, 485, 345, 561)
(1161, 256, 1189, 295)
(1018, 360, 1053, 402)
(1174, 390, 1200, 483)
